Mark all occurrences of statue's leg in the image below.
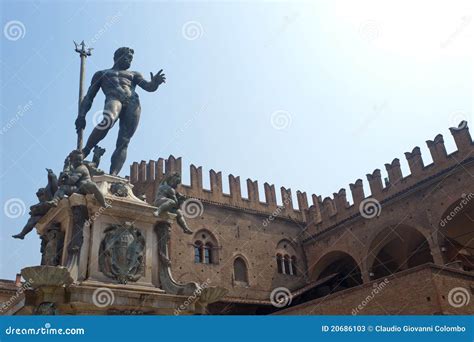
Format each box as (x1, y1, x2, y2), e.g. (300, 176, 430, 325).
(47, 186, 78, 207)
(83, 99, 121, 158)
(78, 182, 108, 208)
(176, 209, 193, 234)
(153, 199, 175, 217)
(110, 98, 141, 175)
(12, 216, 40, 239)
(48, 188, 66, 206)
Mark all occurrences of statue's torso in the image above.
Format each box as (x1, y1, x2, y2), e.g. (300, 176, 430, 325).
(73, 164, 92, 185)
(155, 184, 177, 206)
(101, 69, 138, 102)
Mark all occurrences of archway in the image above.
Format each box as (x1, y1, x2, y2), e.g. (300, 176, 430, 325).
(310, 251, 363, 294)
(367, 225, 433, 280)
(438, 194, 474, 271)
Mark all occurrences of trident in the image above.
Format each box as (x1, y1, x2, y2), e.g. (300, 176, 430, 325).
(74, 40, 93, 151)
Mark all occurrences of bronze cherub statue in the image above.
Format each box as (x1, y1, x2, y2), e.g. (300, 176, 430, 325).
(48, 149, 107, 208)
(12, 169, 58, 239)
(153, 172, 193, 234)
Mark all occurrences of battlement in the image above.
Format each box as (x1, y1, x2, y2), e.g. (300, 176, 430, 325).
(129, 156, 311, 222)
(129, 121, 473, 228)
(306, 121, 473, 235)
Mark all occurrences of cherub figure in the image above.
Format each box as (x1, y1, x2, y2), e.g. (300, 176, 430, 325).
(48, 150, 107, 208)
(153, 172, 193, 234)
(12, 188, 51, 239)
(12, 169, 58, 239)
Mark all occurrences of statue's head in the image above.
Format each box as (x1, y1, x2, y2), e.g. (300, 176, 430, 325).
(113, 47, 134, 70)
(164, 172, 181, 187)
(69, 150, 84, 168)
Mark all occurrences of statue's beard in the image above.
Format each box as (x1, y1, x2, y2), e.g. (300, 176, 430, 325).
(114, 59, 131, 70)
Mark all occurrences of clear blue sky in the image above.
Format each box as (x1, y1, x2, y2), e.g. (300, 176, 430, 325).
(1, 0, 472, 279)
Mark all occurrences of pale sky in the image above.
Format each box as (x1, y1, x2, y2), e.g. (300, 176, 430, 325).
(0, 0, 472, 278)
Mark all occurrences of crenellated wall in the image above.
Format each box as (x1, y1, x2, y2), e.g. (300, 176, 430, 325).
(130, 156, 311, 222)
(304, 121, 473, 237)
(130, 121, 473, 234)
(124, 121, 473, 309)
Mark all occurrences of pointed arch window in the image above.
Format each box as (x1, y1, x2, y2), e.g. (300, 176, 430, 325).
(291, 256, 297, 276)
(234, 257, 248, 284)
(193, 230, 219, 264)
(194, 241, 203, 263)
(277, 254, 283, 273)
(284, 255, 291, 275)
(204, 242, 213, 264)
(275, 240, 298, 276)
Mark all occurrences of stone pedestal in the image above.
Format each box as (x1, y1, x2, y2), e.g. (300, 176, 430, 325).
(35, 175, 163, 287)
(19, 174, 227, 315)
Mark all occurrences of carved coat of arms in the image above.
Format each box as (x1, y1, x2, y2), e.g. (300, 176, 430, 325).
(99, 222, 145, 284)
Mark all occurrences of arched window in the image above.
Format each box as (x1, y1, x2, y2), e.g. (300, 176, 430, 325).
(233, 257, 248, 284)
(204, 242, 213, 264)
(291, 256, 297, 276)
(275, 240, 298, 276)
(276, 254, 283, 273)
(192, 230, 219, 264)
(194, 241, 203, 263)
(284, 255, 291, 275)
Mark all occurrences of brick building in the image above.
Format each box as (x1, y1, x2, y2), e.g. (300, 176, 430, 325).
(129, 122, 473, 314)
(1, 122, 473, 315)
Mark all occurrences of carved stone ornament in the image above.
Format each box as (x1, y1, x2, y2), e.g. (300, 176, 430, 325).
(99, 222, 145, 284)
(109, 182, 129, 197)
(40, 222, 64, 266)
(155, 221, 199, 295)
